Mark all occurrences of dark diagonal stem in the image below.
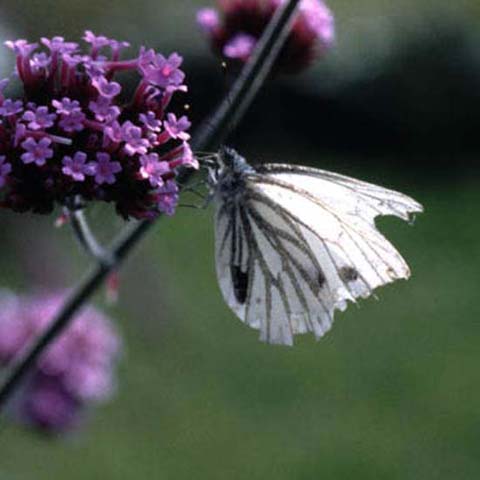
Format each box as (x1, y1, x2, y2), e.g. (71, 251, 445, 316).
(0, 0, 301, 410)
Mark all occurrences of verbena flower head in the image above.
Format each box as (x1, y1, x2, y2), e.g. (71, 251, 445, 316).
(0, 32, 196, 218)
(0, 290, 121, 434)
(197, 0, 334, 73)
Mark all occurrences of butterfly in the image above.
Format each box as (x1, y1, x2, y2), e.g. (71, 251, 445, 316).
(207, 147, 423, 346)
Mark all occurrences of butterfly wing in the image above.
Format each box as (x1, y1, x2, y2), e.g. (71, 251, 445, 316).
(255, 164, 423, 223)
(214, 164, 423, 346)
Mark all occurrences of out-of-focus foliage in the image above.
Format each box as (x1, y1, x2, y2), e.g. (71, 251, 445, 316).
(0, 1, 478, 479)
(1, 160, 479, 479)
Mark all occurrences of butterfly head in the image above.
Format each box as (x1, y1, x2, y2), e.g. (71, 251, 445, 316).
(218, 147, 253, 173)
(205, 147, 255, 203)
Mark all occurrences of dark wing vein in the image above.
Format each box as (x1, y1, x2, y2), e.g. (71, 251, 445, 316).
(239, 206, 295, 342)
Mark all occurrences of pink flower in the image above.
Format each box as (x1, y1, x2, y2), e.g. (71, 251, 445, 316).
(83, 30, 110, 51)
(139, 52, 185, 89)
(0, 31, 191, 218)
(0, 290, 121, 434)
(4, 39, 38, 57)
(298, 0, 335, 44)
(197, 0, 335, 73)
(20, 137, 54, 166)
(52, 97, 81, 115)
(0, 156, 12, 188)
(91, 76, 122, 99)
(163, 113, 191, 141)
(121, 121, 150, 156)
(58, 110, 86, 132)
(167, 141, 199, 170)
(30, 52, 51, 71)
(62, 152, 95, 182)
(41, 36, 78, 54)
(139, 153, 170, 188)
(89, 96, 120, 122)
(197, 8, 220, 33)
(139, 111, 162, 132)
(223, 33, 257, 62)
(22, 106, 56, 130)
(155, 180, 179, 216)
(91, 152, 121, 184)
(0, 99, 23, 117)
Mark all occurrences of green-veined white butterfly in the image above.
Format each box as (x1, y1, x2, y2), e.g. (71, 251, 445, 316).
(207, 147, 423, 346)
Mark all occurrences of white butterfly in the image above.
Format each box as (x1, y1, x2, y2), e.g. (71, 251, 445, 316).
(208, 147, 423, 346)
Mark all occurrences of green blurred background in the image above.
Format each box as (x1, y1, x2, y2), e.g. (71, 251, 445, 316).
(0, 1, 479, 479)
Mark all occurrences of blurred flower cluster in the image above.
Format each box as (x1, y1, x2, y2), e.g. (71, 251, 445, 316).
(0, 32, 197, 219)
(0, 290, 121, 434)
(197, 0, 334, 72)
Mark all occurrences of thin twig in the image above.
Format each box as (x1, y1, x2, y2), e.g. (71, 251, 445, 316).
(70, 209, 115, 267)
(0, 0, 301, 410)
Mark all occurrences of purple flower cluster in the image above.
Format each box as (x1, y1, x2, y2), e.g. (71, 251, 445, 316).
(0, 32, 197, 218)
(197, 0, 334, 73)
(0, 290, 121, 434)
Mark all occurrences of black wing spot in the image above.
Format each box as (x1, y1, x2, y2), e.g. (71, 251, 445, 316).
(318, 271, 326, 288)
(231, 266, 249, 304)
(340, 266, 358, 282)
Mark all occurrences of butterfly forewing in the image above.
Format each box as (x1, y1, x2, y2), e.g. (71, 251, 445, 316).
(255, 164, 423, 223)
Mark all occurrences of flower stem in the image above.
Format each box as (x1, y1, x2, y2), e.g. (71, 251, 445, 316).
(0, 0, 301, 411)
(69, 209, 115, 267)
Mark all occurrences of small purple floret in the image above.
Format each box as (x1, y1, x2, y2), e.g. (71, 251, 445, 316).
(91, 76, 121, 99)
(0, 156, 12, 188)
(92, 152, 121, 184)
(22, 106, 56, 130)
(296, 0, 335, 44)
(104, 121, 123, 143)
(139, 153, 169, 188)
(5, 39, 38, 57)
(30, 52, 51, 71)
(223, 33, 257, 61)
(197, 8, 220, 33)
(0, 99, 23, 117)
(178, 142, 198, 169)
(62, 151, 94, 182)
(140, 52, 185, 89)
(83, 31, 110, 50)
(59, 110, 85, 132)
(0, 78, 9, 92)
(121, 121, 150, 156)
(139, 111, 162, 132)
(21, 137, 54, 166)
(155, 180, 179, 216)
(52, 97, 81, 115)
(21, 373, 80, 433)
(164, 113, 191, 141)
(41, 36, 78, 54)
(89, 96, 120, 122)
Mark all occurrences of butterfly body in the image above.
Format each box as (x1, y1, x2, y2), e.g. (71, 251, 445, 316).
(211, 147, 255, 205)
(208, 148, 423, 346)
